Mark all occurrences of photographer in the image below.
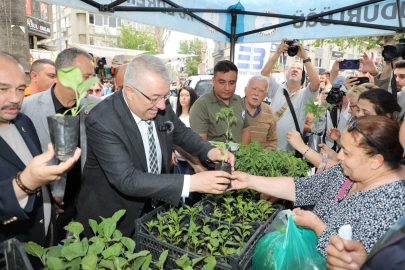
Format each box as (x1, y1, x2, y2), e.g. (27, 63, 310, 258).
(261, 38, 320, 151)
(312, 75, 351, 151)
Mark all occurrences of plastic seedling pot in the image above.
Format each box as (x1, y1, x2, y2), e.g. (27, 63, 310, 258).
(308, 134, 322, 153)
(215, 162, 232, 189)
(47, 115, 79, 161)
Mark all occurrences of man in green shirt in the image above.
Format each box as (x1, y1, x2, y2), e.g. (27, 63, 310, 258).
(190, 60, 250, 144)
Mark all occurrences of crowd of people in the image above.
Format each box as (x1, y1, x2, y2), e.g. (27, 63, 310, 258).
(1, 37, 405, 269)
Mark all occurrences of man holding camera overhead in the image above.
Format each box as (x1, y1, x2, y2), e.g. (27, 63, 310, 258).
(261, 38, 320, 151)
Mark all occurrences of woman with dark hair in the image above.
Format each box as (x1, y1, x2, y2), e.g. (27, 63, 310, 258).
(172, 86, 198, 175)
(231, 115, 405, 257)
(357, 88, 401, 121)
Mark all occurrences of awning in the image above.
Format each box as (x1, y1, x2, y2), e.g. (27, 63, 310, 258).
(154, 53, 197, 63)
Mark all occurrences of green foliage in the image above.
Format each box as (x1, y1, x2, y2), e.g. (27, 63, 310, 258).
(117, 24, 159, 54)
(25, 209, 166, 270)
(304, 98, 324, 134)
(178, 38, 203, 63)
(173, 253, 216, 270)
(178, 38, 203, 76)
(234, 141, 310, 178)
(56, 67, 97, 117)
(308, 35, 402, 53)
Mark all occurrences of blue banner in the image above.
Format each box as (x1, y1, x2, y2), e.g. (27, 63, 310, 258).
(45, 0, 403, 43)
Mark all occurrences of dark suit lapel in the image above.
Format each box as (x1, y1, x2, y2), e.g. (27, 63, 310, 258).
(0, 136, 25, 171)
(14, 116, 41, 158)
(155, 112, 169, 173)
(113, 90, 148, 172)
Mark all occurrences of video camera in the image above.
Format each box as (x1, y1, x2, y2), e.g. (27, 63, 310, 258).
(326, 84, 344, 105)
(382, 38, 405, 61)
(285, 39, 299, 57)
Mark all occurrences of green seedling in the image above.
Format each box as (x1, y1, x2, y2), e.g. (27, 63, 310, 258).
(304, 98, 325, 134)
(173, 253, 216, 270)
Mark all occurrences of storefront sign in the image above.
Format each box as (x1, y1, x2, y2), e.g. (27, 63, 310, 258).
(332, 51, 344, 58)
(27, 16, 51, 37)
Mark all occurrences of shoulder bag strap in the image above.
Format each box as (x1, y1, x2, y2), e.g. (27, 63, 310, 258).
(283, 89, 301, 135)
(275, 88, 301, 121)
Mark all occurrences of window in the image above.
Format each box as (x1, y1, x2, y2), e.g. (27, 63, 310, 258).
(109, 17, 116, 28)
(104, 16, 108, 25)
(315, 58, 322, 68)
(89, 14, 94, 24)
(65, 15, 70, 27)
(278, 55, 287, 65)
(61, 18, 65, 28)
(95, 14, 103, 26)
(32, 1, 40, 18)
(117, 19, 121, 27)
(90, 36, 94, 45)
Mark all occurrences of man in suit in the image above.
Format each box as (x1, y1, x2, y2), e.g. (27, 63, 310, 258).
(21, 48, 101, 241)
(0, 52, 80, 268)
(76, 55, 232, 237)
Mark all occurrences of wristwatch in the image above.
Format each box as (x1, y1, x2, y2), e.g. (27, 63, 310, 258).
(303, 57, 311, 63)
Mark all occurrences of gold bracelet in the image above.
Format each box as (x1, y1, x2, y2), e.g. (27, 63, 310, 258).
(303, 147, 311, 156)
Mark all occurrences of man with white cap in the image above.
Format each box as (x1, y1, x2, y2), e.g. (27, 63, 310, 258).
(312, 75, 351, 150)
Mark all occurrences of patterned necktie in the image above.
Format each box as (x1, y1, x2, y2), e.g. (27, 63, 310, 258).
(146, 120, 159, 174)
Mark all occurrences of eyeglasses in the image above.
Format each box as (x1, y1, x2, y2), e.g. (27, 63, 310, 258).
(88, 89, 102, 94)
(347, 119, 381, 152)
(349, 104, 358, 110)
(130, 85, 170, 105)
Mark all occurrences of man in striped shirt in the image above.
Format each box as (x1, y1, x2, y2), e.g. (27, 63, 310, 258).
(243, 75, 278, 150)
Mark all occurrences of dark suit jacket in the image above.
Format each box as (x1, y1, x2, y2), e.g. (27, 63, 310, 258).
(0, 113, 57, 247)
(76, 90, 213, 237)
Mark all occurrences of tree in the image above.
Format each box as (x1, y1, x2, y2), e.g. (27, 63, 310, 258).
(178, 38, 203, 63)
(117, 24, 160, 55)
(153, 26, 171, 54)
(178, 38, 203, 76)
(308, 35, 402, 53)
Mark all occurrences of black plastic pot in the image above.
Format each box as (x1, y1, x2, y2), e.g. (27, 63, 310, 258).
(308, 134, 322, 153)
(47, 115, 79, 161)
(215, 162, 232, 189)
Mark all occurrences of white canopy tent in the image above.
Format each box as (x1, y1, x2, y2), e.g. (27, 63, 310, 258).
(68, 43, 148, 65)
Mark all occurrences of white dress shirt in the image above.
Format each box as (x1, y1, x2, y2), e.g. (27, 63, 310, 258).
(122, 90, 190, 197)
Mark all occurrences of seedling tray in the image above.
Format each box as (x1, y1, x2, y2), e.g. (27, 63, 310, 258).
(135, 203, 279, 270)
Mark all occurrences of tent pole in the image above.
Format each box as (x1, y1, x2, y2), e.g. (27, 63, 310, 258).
(396, 0, 403, 32)
(230, 10, 237, 63)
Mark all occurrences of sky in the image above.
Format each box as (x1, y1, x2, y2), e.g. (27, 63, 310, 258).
(164, 30, 214, 54)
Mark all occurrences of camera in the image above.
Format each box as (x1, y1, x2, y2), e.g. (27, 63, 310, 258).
(285, 39, 299, 57)
(326, 84, 344, 105)
(382, 38, 405, 61)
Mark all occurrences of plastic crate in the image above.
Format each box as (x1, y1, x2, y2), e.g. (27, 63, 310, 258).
(0, 238, 33, 270)
(135, 203, 276, 270)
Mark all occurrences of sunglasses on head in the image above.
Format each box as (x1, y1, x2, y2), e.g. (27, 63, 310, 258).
(347, 118, 381, 152)
(88, 89, 102, 94)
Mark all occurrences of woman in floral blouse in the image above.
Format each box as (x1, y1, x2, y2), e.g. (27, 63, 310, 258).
(231, 115, 405, 256)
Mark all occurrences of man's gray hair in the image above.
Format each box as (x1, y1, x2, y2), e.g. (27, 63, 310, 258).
(55, 48, 92, 73)
(246, 75, 270, 90)
(124, 55, 170, 89)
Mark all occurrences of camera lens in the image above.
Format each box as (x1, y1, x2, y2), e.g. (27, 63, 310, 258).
(382, 45, 398, 61)
(354, 60, 359, 64)
(287, 46, 298, 57)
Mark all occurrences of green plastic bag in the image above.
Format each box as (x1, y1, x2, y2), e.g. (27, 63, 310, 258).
(253, 215, 326, 270)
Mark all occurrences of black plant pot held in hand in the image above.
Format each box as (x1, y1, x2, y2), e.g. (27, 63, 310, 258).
(308, 134, 322, 153)
(47, 115, 79, 161)
(215, 162, 232, 189)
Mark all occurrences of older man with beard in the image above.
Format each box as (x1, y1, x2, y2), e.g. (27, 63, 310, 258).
(261, 38, 320, 151)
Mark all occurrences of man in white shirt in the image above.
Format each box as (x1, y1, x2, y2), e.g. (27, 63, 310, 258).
(261, 38, 320, 151)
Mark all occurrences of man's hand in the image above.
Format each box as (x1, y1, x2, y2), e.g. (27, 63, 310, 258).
(326, 235, 368, 270)
(277, 38, 289, 54)
(359, 52, 379, 75)
(52, 194, 64, 214)
(344, 76, 359, 91)
(189, 171, 231, 194)
(20, 143, 81, 191)
(207, 148, 235, 171)
(294, 40, 309, 60)
(171, 152, 178, 167)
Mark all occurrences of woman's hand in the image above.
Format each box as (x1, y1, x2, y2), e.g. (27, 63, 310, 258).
(229, 171, 250, 190)
(260, 193, 279, 204)
(320, 144, 339, 162)
(327, 127, 341, 142)
(287, 129, 307, 153)
(292, 208, 327, 236)
(171, 152, 178, 167)
(326, 235, 368, 270)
